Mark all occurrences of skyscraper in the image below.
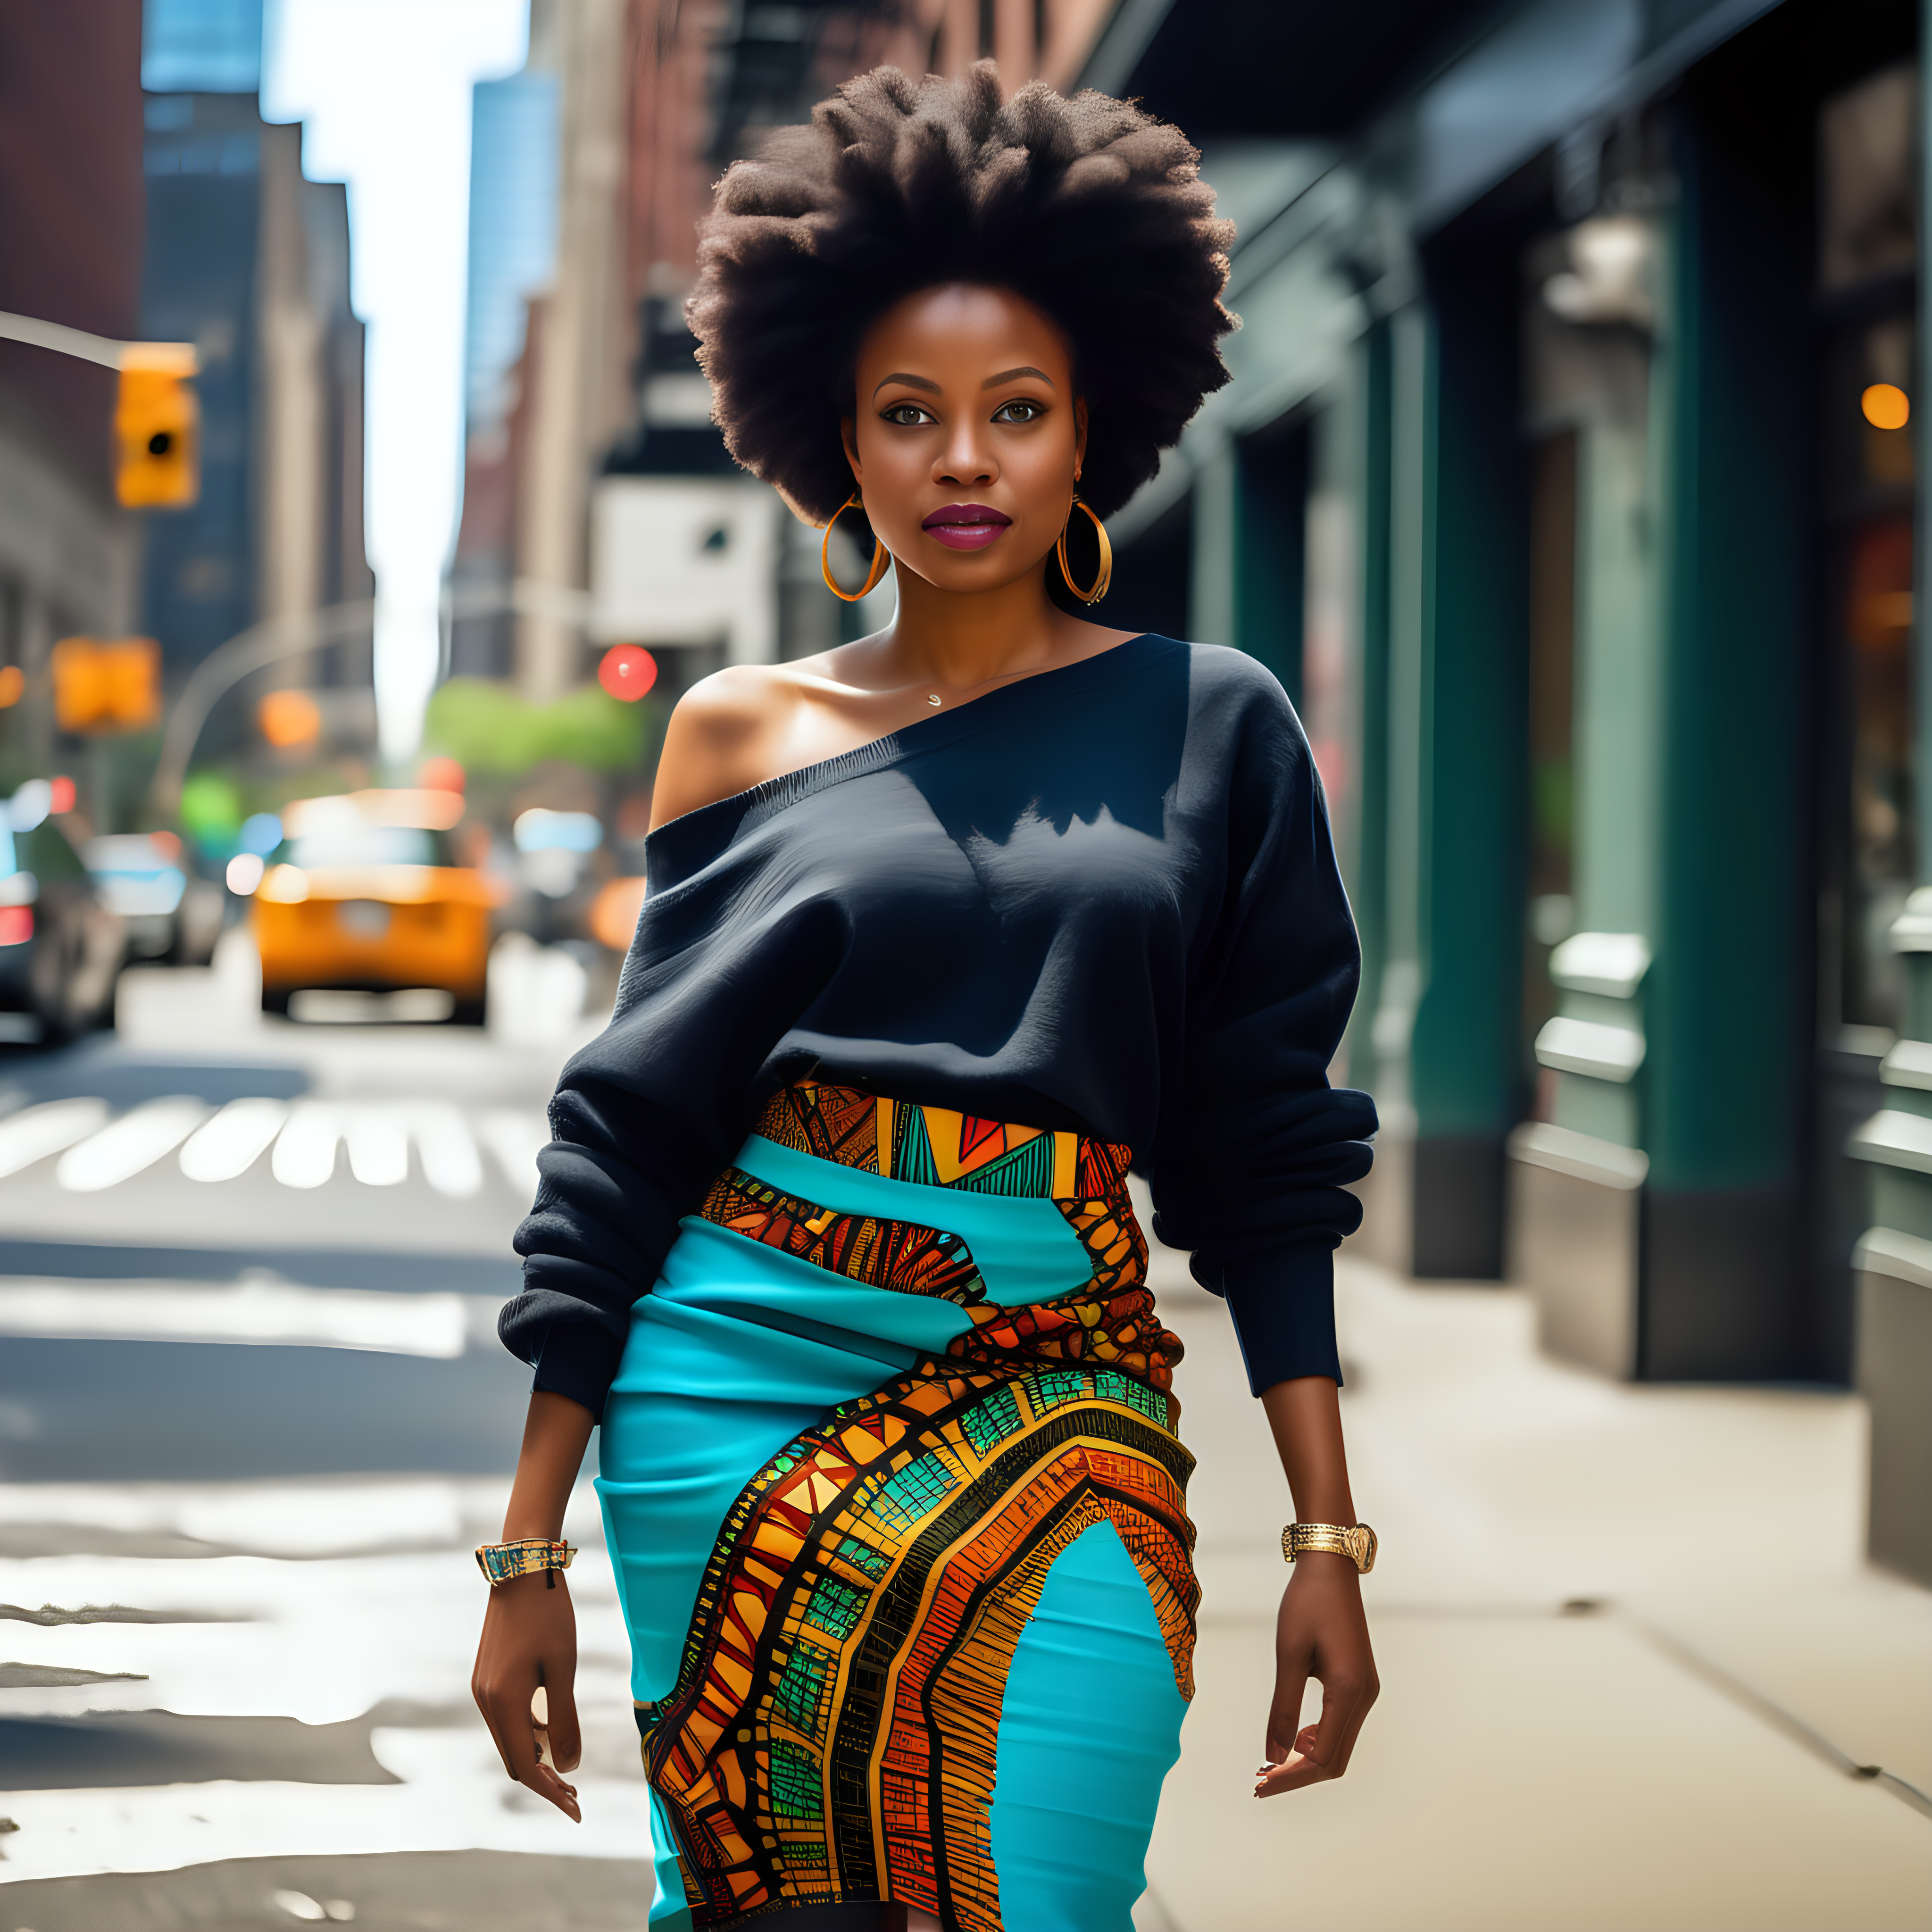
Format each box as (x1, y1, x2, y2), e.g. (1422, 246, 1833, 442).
(137, 0, 372, 755)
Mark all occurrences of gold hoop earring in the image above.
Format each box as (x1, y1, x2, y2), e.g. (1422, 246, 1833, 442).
(821, 492, 891, 602)
(1056, 492, 1112, 604)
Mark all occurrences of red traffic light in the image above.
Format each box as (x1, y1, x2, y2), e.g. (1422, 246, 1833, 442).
(598, 644, 658, 702)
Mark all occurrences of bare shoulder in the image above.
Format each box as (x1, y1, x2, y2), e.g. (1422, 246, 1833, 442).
(650, 663, 808, 830)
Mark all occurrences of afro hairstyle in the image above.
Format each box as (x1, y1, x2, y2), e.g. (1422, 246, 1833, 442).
(688, 62, 1236, 526)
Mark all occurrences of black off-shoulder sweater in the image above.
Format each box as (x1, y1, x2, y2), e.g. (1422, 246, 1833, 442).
(504, 633, 1377, 1419)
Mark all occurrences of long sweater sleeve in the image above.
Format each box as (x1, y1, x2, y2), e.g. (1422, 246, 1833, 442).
(1145, 674, 1377, 1392)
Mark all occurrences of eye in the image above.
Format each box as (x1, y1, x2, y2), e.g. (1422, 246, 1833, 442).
(992, 399, 1046, 424)
(881, 402, 935, 427)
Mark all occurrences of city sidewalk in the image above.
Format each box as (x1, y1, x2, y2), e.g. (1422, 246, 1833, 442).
(1143, 1227, 1932, 1932)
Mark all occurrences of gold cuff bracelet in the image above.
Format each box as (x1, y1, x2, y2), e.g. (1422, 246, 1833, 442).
(476, 1537, 576, 1588)
(1281, 1522, 1377, 1574)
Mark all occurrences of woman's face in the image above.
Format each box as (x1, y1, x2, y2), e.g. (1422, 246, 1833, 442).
(843, 283, 1085, 595)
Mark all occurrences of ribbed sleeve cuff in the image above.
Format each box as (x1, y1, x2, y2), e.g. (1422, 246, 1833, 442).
(528, 1321, 625, 1424)
(1220, 1243, 1342, 1394)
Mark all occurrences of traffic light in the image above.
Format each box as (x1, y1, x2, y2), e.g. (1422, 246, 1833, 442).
(115, 344, 199, 508)
(51, 636, 162, 734)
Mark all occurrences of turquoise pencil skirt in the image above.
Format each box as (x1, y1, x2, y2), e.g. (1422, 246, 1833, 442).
(597, 1082, 1199, 1932)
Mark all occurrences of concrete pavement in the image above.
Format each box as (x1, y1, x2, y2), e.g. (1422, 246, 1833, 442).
(1145, 1225, 1932, 1931)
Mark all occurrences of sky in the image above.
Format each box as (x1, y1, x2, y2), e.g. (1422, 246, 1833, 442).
(262, 0, 530, 762)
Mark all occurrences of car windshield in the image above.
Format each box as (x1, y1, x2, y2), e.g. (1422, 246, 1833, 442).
(287, 825, 444, 868)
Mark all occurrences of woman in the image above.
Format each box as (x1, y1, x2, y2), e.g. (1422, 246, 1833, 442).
(474, 63, 1379, 1932)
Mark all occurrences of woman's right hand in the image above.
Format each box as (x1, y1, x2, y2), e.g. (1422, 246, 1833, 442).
(472, 1569, 584, 1821)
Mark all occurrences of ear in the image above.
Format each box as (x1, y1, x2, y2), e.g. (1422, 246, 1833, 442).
(1072, 397, 1089, 481)
(840, 415, 862, 487)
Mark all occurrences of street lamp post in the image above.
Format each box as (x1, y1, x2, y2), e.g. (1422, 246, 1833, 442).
(147, 602, 375, 818)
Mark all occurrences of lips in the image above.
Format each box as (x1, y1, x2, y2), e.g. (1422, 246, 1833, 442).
(921, 502, 1012, 551)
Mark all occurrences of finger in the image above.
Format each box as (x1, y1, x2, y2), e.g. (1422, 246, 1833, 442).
(1304, 1676, 1363, 1769)
(1254, 1752, 1332, 1797)
(491, 1690, 540, 1782)
(473, 1671, 526, 1780)
(1325, 1673, 1380, 1778)
(544, 1674, 583, 1775)
(1301, 1672, 1374, 1780)
(1263, 1657, 1310, 1769)
(521, 1759, 583, 1822)
(500, 1696, 579, 1819)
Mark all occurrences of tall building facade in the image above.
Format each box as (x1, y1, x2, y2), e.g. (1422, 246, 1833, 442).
(0, 0, 147, 785)
(138, 0, 372, 745)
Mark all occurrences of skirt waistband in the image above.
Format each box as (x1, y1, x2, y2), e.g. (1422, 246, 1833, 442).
(750, 1080, 1133, 1201)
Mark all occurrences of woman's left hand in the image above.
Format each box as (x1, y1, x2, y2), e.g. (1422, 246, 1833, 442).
(1254, 1552, 1379, 1797)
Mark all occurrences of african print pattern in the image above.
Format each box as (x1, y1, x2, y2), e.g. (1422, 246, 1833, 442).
(696, 1164, 1182, 1392)
(640, 1362, 1197, 1930)
(699, 1166, 987, 1305)
(753, 1081, 1133, 1206)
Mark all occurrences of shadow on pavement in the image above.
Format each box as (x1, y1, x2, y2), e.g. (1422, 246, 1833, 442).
(0, 1709, 402, 1790)
(0, 1849, 651, 1931)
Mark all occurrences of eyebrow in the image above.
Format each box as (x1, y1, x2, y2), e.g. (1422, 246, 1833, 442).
(869, 366, 1059, 399)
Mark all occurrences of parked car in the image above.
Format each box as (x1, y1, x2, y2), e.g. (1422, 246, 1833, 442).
(0, 786, 127, 1041)
(84, 833, 224, 964)
(248, 787, 501, 1023)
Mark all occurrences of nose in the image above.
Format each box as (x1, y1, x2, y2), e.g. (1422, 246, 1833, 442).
(933, 416, 996, 489)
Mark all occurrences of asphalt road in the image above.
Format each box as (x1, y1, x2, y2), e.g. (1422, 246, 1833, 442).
(0, 958, 656, 1928)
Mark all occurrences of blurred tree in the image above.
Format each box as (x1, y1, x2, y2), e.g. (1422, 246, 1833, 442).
(423, 676, 649, 776)
(179, 768, 242, 848)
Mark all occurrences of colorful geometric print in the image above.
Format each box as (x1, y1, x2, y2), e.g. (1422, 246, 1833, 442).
(753, 1081, 1135, 1205)
(700, 1117, 1182, 1393)
(640, 1362, 1198, 1931)
(946, 1281, 1182, 1394)
(699, 1166, 988, 1306)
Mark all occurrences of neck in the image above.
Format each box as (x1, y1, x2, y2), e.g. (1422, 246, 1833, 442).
(879, 557, 1082, 690)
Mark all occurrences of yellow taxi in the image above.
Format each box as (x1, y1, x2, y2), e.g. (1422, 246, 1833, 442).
(251, 788, 500, 1022)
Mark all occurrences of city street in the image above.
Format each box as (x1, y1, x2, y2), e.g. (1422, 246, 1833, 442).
(0, 950, 1927, 1930)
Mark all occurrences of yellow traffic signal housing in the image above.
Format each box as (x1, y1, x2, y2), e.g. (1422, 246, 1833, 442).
(51, 636, 162, 734)
(115, 344, 199, 508)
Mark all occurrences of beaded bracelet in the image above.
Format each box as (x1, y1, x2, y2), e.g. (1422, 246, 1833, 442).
(476, 1537, 576, 1588)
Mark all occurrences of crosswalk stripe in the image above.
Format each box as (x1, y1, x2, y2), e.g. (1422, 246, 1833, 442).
(412, 1102, 485, 1197)
(344, 1108, 410, 1188)
(56, 1098, 211, 1192)
(180, 1097, 290, 1182)
(270, 1102, 346, 1189)
(0, 1096, 110, 1177)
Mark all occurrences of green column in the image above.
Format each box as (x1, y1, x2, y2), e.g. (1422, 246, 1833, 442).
(1361, 303, 1429, 1273)
(1640, 101, 1809, 1377)
(1233, 420, 1308, 709)
(1404, 242, 1531, 1278)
